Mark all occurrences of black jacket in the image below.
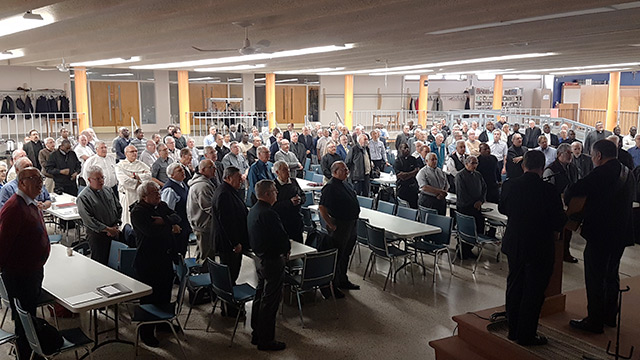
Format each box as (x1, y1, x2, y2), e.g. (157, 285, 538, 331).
(45, 149, 81, 189)
(345, 144, 372, 181)
(506, 145, 526, 179)
(618, 148, 635, 170)
(212, 181, 249, 254)
(290, 141, 307, 164)
(500, 172, 567, 260)
(321, 153, 342, 179)
(247, 146, 258, 165)
(248, 200, 291, 259)
(131, 200, 181, 264)
(1, 96, 15, 119)
(573, 153, 593, 179)
(23, 140, 44, 170)
(300, 134, 314, 157)
(524, 127, 542, 148)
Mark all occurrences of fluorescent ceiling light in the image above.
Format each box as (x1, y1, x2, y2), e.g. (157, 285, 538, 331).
(551, 67, 631, 75)
(131, 44, 355, 70)
(320, 52, 556, 75)
(70, 56, 141, 67)
(504, 62, 640, 74)
(101, 73, 134, 77)
(254, 77, 266, 82)
(0, 11, 54, 38)
(369, 69, 433, 76)
(0, 49, 24, 61)
(188, 76, 215, 81)
(275, 67, 345, 74)
(427, 1, 640, 35)
(275, 78, 298, 83)
(503, 74, 542, 80)
(228, 78, 242, 82)
(404, 75, 421, 81)
(194, 64, 265, 72)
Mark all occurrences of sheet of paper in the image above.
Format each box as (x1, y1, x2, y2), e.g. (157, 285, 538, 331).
(64, 292, 102, 305)
(99, 285, 120, 296)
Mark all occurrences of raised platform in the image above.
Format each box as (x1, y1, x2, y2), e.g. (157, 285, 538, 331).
(430, 276, 640, 360)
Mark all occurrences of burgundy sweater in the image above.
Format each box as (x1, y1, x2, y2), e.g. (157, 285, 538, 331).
(0, 194, 50, 272)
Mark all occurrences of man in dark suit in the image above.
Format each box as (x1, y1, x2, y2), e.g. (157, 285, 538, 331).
(213, 166, 249, 316)
(565, 140, 636, 334)
(542, 124, 560, 147)
(248, 180, 290, 351)
(506, 133, 527, 179)
(583, 121, 612, 155)
(23, 129, 44, 170)
(499, 150, 567, 346)
(571, 142, 593, 179)
(395, 125, 411, 150)
(524, 120, 542, 149)
(299, 126, 314, 162)
(282, 123, 295, 142)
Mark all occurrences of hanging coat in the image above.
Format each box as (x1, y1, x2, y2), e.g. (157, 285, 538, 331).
(1, 96, 15, 119)
(25, 95, 34, 119)
(35, 96, 49, 114)
(59, 96, 70, 118)
(47, 97, 58, 119)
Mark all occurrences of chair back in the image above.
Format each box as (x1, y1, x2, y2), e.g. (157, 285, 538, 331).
(302, 192, 314, 208)
(397, 198, 410, 209)
(0, 274, 9, 307)
(418, 206, 438, 223)
(455, 211, 478, 245)
(108, 241, 128, 270)
(174, 257, 189, 315)
(118, 248, 137, 278)
(425, 214, 453, 246)
(356, 218, 369, 244)
(312, 173, 324, 184)
(365, 223, 389, 258)
(304, 157, 311, 171)
(207, 259, 235, 304)
(301, 207, 314, 229)
(304, 170, 315, 181)
(377, 200, 396, 215)
(357, 195, 374, 209)
(310, 164, 322, 174)
(300, 249, 338, 290)
(397, 206, 418, 221)
(14, 299, 45, 356)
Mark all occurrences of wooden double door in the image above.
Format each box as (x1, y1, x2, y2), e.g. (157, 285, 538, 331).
(276, 85, 306, 125)
(90, 81, 140, 131)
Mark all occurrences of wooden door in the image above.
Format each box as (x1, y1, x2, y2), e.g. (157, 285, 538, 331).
(276, 85, 287, 124)
(208, 84, 228, 111)
(90, 81, 112, 128)
(115, 82, 140, 128)
(291, 86, 306, 124)
(89, 81, 139, 132)
(189, 84, 206, 112)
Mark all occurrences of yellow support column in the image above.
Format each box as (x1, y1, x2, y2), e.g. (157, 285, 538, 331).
(344, 75, 354, 129)
(73, 67, 89, 132)
(177, 70, 190, 134)
(266, 73, 276, 131)
(418, 75, 429, 128)
(492, 74, 504, 110)
(606, 71, 620, 131)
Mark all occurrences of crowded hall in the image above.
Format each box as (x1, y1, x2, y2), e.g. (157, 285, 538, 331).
(1, 1, 640, 359)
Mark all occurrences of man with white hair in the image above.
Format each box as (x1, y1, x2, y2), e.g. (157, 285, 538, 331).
(489, 130, 508, 177)
(164, 136, 178, 162)
(395, 125, 411, 151)
(114, 127, 132, 161)
(417, 152, 449, 215)
(203, 126, 217, 147)
(74, 134, 95, 165)
(524, 120, 542, 149)
(82, 140, 118, 194)
(429, 133, 446, 169)
(222, 141, 250, 201)
(465, 130, 481, 157)
(80, 129, 95, 152)
(187, 159, 217, 262)
(161, 162, 191, 256)
(446, 140, 467, 193)
(345, 134, 373, 196)
(6, 149, 27, 182)
(0, 157, 52, 209)
(274, 139, 302, 178)
(116, 145, 152, 225)
(77, 166, 122, 265)
(247, 136, 262, 165)
(571, 142, 593, 179)
(447, 130, 464, 155)
(139, 140, 158, 168)
(38, 137, 56, 192)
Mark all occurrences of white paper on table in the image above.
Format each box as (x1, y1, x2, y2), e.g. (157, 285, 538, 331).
(64, 292, 102, 305)
(99, 285, 120, 296)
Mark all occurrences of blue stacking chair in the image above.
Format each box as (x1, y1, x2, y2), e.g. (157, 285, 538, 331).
(396, 206, 418, 221)
(406, 213, 454, 283)
(357, 195, 374, 209)
(455, 212, 501, 274)
(310, 164, 322, 174)
(48, 235, 62, 244)
(0, 328, 15, 354)
(304, 170, 315, 181)
(0, 274, 58, 329)
(377, 200, 396, 215)
(117, 248, 137, 278)
(312, 173, 324, 184)
(418, 206, 438, 223)
(304, 158, 311, 171)
(350, 219, 370, 268)
(107, 241, 129, 270)
(206, 260, 256, 346)
(364, 223, 413, 291)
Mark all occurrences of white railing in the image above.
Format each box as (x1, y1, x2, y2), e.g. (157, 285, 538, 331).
(0, 112, 85, 155)
(188, 111, 273, 137)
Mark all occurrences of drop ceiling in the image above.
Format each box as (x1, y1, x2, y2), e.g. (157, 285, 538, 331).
(2, 0, 640, 75)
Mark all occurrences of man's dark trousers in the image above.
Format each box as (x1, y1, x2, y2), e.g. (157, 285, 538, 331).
(251, 256, 285, 345)
(330, 219, 357, 287)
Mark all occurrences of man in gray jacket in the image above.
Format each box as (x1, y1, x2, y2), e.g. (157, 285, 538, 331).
(187, 159, 217, 262)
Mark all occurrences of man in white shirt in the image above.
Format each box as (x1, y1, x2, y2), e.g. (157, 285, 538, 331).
(164, 136, 178, 162)
(115, 145, 152, 225)
(489, 130, 508, 176)
(203, 126, 217, 147)
(82, 140, 118, 194)
(534, 135, 557, 167)
(74, 134, 95, 165)
(622, 126, 637, 150)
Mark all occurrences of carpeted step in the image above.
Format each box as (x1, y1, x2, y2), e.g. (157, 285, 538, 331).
(429, 335, 490, 360)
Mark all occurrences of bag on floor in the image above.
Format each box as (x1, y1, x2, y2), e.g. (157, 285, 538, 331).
(305, 229, 333, 251)
(188, 287, 214, 306)
(33, 316, 63, 354)
(374, 186, 397, 208)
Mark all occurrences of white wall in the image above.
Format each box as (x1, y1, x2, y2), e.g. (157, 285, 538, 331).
(0, 65, 71, 93)
(152, 70, 171, 133)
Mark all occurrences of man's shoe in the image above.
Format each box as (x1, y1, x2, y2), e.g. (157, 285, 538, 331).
(258, 341, 286, 351)
(569, 318, 604, 334)
(338, 282, 360, 290)
(563, 255, 578, 263)
(517, 334, 548, 346)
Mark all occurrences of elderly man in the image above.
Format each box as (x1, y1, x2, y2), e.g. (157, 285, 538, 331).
(506, 133, 527, 180)
(222, 142, 249, 200)
(6, 149, 27, 182)
(321, 141, 342, 181)
(39, 137, 56, 192)
(524, 120, 542, 149)
(627, 134, 640, 168)
(0, 158, 52, 209)
(289, 133, 307, 173)
(274, 139, 302, 179)
(0, 167, 51, 359)
(534, 135, 557, 168)
(23, 129, 44, 170)
(248, 179, 291, 351)
(346, 134, 373, 197)
(203, 126, 217, 147)
(455, 155, 487, 259)
(139, 140, 158, 167)
(248, 146, 275, 205)
(214, 133, 230, 160)
(213, 166, 250, 317)
(74, 134, 95, 165)
(151, 144, 172, 187)
(417, 153, 449, 214)
(465, 130, 481, 157)
(179, 147, 195, 182)
(490, 130, 508, 177)
(543, 143, 579, 263)
(316, 128, 330, 159)
(566, 140, 635, 334)
(116, 145, 152, 225)
(394, 125, 410, 151)
(164, 136, 179, 162)
(77, 166, 122, 265)
(299, 126, 314, 161)
(499, 150, 567, 346)
(130, 181, 181, 347)
(368, 129, 388, 173)
(622, 126, 637, 150)
(114, 127, 132, 160)
(607, 135, 635, 170)
(202, 146, 224, 185)
(430, 133, 446, 169)
(477, 143, 500, 203)
(319, 161, 360, 297)
(247, 136, 262, 165)
(446, 140, 467, 193)
(269, 133, 283, 162)
(161, 163, 191, 256)
(584, 121, 612, 155)
(447, 131, 464, 155)
(80, 129, 96, 152)
(272, 160, 305, 243)
(46, 139, 81, 195)
(130, 128, 147, 155)
(187, 159, 217, 262)
(394, 143, 420, 208)
(571, 142, 593, 179)
(82, 140, 118, 195)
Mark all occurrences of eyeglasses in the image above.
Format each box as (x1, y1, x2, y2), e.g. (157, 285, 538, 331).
(23, 175, 44, 183)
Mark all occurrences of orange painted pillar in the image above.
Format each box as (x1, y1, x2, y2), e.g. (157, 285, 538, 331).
(73, 67, 89, 132)
(177, 70, 190, 134)
(606, 71, 620, 131)
(266, 73, 276, 131)
(492, 74, 504, 110)
(418, 75, 429, 128)
(344, 75, 354, 129)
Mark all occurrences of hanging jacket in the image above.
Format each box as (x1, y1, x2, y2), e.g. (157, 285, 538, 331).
(1, 96, 15, 119)
(47, 97, 58, 119)
(35, 96, 49, 114)
(25, 95, 33, 118)
(59, 96, 70, 118)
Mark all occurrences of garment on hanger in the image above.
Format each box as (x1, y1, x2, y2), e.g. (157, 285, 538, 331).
(1, 96, 15, 119)
(59, 95, 70, 118)
(35, 95, 49, 114)
(409, 97, 415, 111)
(25, 95, 34, 117)
(47, 96, 59, 119)
(432, 95, 443, 111)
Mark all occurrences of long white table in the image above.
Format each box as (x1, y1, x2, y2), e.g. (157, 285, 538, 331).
(298, 178, 324, 192)
(445, 193, 507, 223)
(308, 205, 441, 238)
(45, 193, 82, 244)
(289, 240, 317, 260)
(371, 172, 396, 186)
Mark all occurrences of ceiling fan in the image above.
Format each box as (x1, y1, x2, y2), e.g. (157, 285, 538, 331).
(36, 58, 72, 72)
(192, 21, 271, 55)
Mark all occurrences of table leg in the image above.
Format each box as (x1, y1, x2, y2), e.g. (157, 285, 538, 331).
(78, 305, 133, 359)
